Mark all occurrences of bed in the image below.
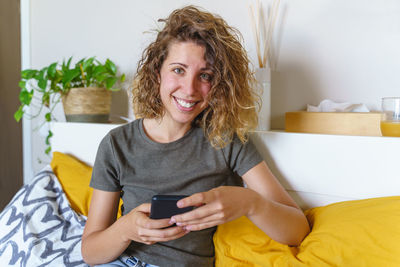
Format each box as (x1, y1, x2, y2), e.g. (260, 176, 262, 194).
(1, 122, 399, 266)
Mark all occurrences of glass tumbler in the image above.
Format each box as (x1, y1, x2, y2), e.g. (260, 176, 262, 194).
(380, 97, 400, 137)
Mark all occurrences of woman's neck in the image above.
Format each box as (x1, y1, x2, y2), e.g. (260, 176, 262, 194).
(142, 118, 192, 143)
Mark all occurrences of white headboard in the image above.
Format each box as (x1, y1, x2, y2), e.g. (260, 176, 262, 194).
(51, 122, 120, 167)
(251, 131, 400, 209)
(51, 122, 400, 210)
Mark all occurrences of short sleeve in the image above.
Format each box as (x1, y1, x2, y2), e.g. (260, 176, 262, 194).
(90, 133, 121, 192)
(223, 136, 263, 176)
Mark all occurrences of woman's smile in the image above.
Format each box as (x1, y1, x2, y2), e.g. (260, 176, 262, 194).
(174, 96, 199, 110)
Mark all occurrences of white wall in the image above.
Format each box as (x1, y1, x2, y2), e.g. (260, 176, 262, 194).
(270, 0, 400, 127)
(24, 0, 400, 179)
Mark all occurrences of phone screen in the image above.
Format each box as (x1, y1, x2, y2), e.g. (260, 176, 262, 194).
(149, 195, 193, 219)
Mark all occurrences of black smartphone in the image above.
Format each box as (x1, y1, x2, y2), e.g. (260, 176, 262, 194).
(149, 195, 193, 219)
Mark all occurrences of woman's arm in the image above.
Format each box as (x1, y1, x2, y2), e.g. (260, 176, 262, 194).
(172, 161, 310, 246)
(81, 190, 130, 265)
(241, 161, 310, 245)
(81, 189, 188, 266)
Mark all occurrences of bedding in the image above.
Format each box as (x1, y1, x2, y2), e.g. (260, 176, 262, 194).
(0, 167, 86, 266)
(214, 196, 400, 267)
(1, 151, 399, 266)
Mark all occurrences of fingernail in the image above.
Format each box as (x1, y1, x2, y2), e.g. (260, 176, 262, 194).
(176, 222, 182, 226)
(169, 218, 176, 224)
(177, 201, 183, 208)
(184, 225, 191, 231)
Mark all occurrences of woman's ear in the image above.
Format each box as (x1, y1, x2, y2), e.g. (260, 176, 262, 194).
(157, 72, 161, 84)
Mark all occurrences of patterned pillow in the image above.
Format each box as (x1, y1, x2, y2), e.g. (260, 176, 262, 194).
(0, 166, 87, 266)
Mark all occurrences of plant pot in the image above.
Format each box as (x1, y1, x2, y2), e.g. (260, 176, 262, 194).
(62, 87, 112, 123)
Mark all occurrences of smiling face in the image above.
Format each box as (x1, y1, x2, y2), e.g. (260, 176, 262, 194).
(158, 41, 213, 129)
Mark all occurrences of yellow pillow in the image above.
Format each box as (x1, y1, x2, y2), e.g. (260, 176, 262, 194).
(214, 216, 296, 267)
(214, 196, 400, 267)
(50, 151, 123, 218)
(299, 196, 400, 266)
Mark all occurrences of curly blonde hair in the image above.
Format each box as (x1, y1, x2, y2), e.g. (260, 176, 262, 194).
(132, 6, 260, 148)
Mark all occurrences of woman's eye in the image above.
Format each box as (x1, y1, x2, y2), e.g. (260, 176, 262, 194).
(173, 68, 184, 74)
(200, 73, 212, 81)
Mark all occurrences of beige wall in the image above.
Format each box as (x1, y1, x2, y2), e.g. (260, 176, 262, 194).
(0, 0, 23, 209)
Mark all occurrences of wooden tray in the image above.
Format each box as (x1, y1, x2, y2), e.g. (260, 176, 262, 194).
(285, 111, 382, 136)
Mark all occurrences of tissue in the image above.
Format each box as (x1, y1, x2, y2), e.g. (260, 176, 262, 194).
(307, 99, 369, 112)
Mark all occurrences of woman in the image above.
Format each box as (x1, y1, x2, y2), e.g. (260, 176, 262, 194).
(81, 6, 309, 267)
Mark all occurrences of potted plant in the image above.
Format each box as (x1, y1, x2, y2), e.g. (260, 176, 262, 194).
(14, 56, 125, 154)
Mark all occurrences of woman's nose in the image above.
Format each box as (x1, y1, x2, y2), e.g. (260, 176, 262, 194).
(182, 75, 198, 96)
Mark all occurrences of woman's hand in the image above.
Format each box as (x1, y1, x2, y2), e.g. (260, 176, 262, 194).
(170, 186, 257, 231)
(120, 203, 190, 245)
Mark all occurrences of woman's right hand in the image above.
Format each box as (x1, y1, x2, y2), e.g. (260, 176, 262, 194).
(120, 203, 190, 245)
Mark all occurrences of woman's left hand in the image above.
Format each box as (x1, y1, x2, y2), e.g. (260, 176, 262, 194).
(170, 186, 257, 231)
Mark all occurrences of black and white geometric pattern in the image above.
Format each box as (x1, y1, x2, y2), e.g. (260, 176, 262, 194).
(0, 166, 87, 266)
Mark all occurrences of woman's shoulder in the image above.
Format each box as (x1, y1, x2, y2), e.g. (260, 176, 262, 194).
(98, 119, 143, 149)
(108, 119, 141, 137)
(220, 133, 260, 158)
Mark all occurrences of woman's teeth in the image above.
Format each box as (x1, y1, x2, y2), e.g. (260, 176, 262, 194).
(176, 98, 196, 108)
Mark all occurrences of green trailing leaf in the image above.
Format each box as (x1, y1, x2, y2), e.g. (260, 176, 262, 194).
(120, 73, 126, 82)
(105, 59, 117, 75)
(96, 73, 107, 83)
(66, 57, 72, 69)
(19, 81, 26, 89)
(38, 78, 47, 90)
(62, 57, 72, 73)
(76, 58, 85, 65)
(19, 89, 33, 105)
(92, 65, 106, 77)
(45, 112, 51, 122)
(82, 57, 95, 71)
(36, 68, 48, 90)
(47, 62, 58, 79)
(14, 106, 24, 122)
(45, 130, 53, 145)
(21, 69, 38, 80)
(45, 146, 51, 155)
(35, 68, 46, 80)
(56, 69, 63, 79)
(105, 77, 117, 89)
(42, 92, 50, 107)
(62, 68, 80, 85)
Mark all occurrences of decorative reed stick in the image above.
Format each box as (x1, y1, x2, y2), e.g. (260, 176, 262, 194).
(249, 0, 280, 69)
(248, 4, 262, 67)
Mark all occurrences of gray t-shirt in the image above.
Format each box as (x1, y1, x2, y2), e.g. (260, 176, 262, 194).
(90, 119, 263, 267)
